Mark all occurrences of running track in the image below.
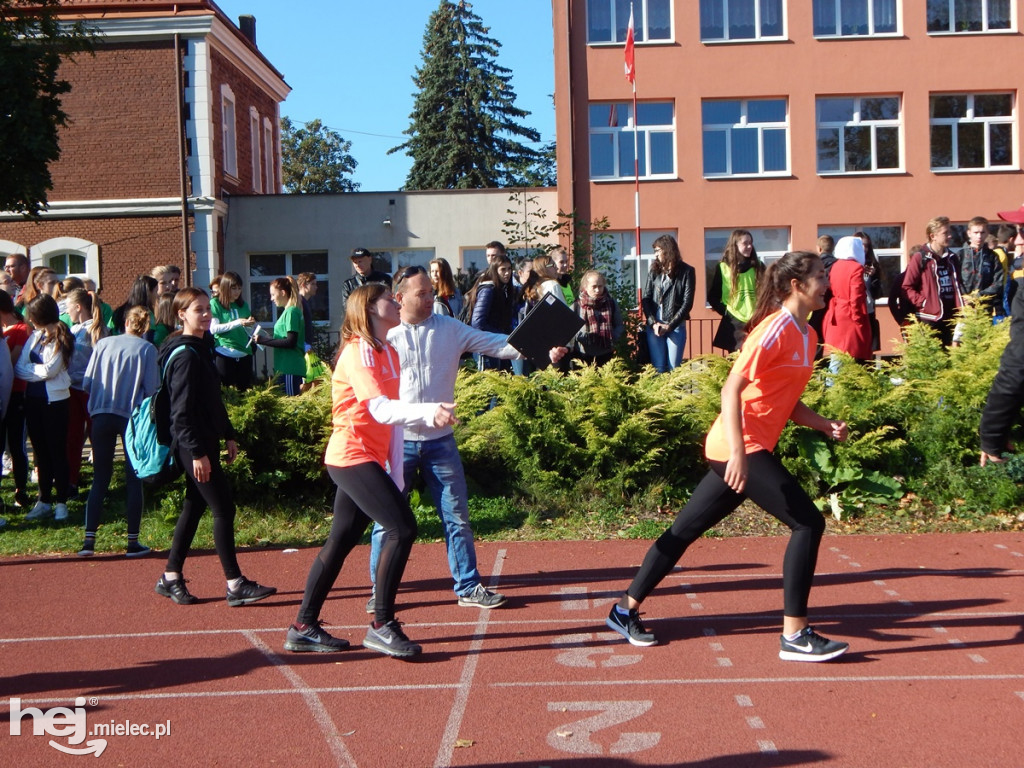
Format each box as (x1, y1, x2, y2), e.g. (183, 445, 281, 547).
(1, 532, 1022, 766)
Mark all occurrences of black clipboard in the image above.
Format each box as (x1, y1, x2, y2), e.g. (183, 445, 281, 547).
(507, 292, 584, 367)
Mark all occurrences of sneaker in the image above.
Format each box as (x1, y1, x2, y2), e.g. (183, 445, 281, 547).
(284, 620, 351, 653)
(779, 627, 849, 662)
(606, 606, 657, 647)
(363, 620, 421, 658)
(365, 591, 376, 614)
(226, 577, 276, 607)
(457, 583, 507, 608)
(126, 542, 151, 558)
(54, 503, 68, 521)
(155, 575, 198, 605)
(14, 490, 30, 508)
(77, 539, 95, 557)
(25, 501, 52, 521)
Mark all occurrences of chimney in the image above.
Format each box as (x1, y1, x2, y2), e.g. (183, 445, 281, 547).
(238, 15, 256, 46)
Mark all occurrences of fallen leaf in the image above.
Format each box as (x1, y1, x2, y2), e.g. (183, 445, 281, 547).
(556, 730, 573, 738)
(454, 739, 474, 748)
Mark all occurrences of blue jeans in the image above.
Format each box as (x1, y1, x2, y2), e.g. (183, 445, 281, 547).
(369, 434, 480, 596)
(646, 325, 686, 373)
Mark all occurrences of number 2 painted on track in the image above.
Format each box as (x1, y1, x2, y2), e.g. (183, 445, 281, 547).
(547, 701, 661, 755)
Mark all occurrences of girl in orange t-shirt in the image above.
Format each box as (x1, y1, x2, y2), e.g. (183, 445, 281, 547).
(286, 283, 455, 659)
(608, 251, 852, 662)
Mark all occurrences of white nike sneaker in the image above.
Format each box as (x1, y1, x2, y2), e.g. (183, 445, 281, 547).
(779, 627, 849, 662)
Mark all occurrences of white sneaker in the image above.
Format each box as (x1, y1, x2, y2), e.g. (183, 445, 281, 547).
(54, 503, 69, 521)
(25, 501, 52, 520)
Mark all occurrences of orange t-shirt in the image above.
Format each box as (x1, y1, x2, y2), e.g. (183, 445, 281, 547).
(324, 337, 401, 469)
(705, 308, 814, 462)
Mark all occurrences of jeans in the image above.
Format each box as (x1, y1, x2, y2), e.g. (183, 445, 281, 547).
(370, 434, 480, 596)
(646, 324, 686, 373)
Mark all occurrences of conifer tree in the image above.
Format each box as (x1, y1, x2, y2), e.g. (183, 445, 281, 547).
(389, 0, 541, 189)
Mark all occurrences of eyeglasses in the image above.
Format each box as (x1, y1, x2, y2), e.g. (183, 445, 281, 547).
(395, 265, 427, 282)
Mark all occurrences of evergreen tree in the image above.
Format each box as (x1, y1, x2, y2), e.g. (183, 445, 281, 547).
(280, 117, 359, 193)
(0, 0, 93, 216)
(390, 0, 541, 190)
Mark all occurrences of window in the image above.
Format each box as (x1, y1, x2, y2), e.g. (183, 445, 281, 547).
(374, 248, 436, 275)
(818, 225, 903, 299)
(248, 251, 329, 326)
(813, 0, 898, 36)
(930, 93, 1014, 171)
(817, 96, 901, 173)
(927, 0, 1011, 32)
(700, 0, 785, 42)
(587, 0, 672, 43)
(589, 102, 675, 180)
(263, 118, 275, 193)
(250, 108, 262, 193)
(702, 99, 788, 177)
(704, 228, 790, 302)
(595, 229, 678, 307)
(30, 237, 98, 285)
(221, 84, 238, 178)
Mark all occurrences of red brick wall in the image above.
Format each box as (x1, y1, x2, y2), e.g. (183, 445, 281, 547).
(49, 41, 182, 201)
(210, 48, 280, 196)
(0, 216, 184, 302)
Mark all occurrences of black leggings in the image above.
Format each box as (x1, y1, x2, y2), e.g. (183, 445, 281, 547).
(2, 391, 28, 493)
(215, 354, 253, 391)
(296, 462, 417, 627)
(24, 396, 69, 504)
(164, 446, 241, 580)
(626, 450, 825, 617)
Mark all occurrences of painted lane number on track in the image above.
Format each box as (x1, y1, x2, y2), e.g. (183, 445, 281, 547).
(547, 701, 661, 755)
(552, 632, 643, 668)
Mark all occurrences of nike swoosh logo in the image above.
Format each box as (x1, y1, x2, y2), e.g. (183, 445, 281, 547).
(788, 641, 814, 652)
(377, 633, 394, 645)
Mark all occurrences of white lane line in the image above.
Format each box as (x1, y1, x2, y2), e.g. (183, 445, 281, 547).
(1015, 691, 1024, 702)
(758, 740, 779, 754)
(967, 654, 988, 664)
(433, 548, 505, 768)
(746, 716, 765, 729)
(734, 695, 753, 707)
(491, 673, 1024, 688)
(242, 630, 357, 768)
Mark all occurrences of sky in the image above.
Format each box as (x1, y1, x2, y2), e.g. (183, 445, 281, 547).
(213, 0, 556, 192)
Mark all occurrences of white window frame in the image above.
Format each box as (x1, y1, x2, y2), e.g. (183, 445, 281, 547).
(29, 237, 99, 286)
(221, 84, 238, 179)
(702, 98, 789, 178)
(374, 248, 436, 275)
(596, 229, 677, 309)
(816, 95, 902, 175)
(589, 101, 676, 181)
(586, 0, 673, 44)
(249, 107, 262, 193)
(929, 92, 1016, 172)
(263, 117, 275, 193)
(700, 0, 786, 43)
(812, 0, 900, 37)
(0, 240, 27, 260)
(818, 224, 904, 302)
(927, 0, 1013, 34)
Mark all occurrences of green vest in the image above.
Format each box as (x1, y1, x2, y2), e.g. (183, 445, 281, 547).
(719, 263, 759, 324)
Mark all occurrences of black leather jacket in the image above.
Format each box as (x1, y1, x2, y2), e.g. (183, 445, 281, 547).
(642, 263, 696, 331)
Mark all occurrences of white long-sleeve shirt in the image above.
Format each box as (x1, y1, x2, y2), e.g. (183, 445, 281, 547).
(386, 313, 518, 442)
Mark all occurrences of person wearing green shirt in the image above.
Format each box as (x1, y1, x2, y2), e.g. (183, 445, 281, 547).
(210, 272, 255, 390)
(254, 276, 305, 395)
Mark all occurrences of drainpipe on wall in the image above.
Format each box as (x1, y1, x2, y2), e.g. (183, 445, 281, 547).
(174, 32, 192, 286)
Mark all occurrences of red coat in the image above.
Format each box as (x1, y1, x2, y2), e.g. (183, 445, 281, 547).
(823, 258, 871, 360)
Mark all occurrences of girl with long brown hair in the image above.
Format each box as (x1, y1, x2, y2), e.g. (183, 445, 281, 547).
(709, 229, 766, 352)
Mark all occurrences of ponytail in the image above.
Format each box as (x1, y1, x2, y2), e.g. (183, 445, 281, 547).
(747, 251, 820, 332)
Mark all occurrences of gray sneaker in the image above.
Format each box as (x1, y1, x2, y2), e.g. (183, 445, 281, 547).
(284, 620, 350, 653)
(457, 583, 507, 608)
(25, 501, 52, 521)
(363, 620, 421, 658)
(365, 591, 376, 614)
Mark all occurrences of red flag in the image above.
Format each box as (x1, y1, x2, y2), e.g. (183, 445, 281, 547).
(624, 6, 635, 85)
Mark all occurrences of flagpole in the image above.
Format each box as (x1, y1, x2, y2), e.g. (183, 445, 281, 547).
(624, 3, 642, 305)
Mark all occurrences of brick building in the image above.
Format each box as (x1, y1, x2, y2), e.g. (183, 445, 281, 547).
(553, 0, 1024, 355)
(0, 0, 289, 303)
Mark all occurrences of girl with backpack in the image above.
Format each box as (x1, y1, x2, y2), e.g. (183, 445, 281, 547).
(17, 295, 74, 522)
(154, 288, 276, 607)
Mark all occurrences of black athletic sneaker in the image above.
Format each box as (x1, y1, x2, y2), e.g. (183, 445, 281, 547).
(779, 627, 849, 662)
(363, 620, 422, 658)
(77, 539, 95, 557)
(155, 576, 198, 605)
(126, 542, 151, 558)
(606, 606, 657, 647)
(226, 577, 277, 607)
(284, 620, 351, 653)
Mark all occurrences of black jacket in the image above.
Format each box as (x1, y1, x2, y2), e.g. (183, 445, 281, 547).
(642, 263, 696, 331)
(159, 332, 235, 460)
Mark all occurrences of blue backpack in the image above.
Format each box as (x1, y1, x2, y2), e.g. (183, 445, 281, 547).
(125, 345, 193, 485)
